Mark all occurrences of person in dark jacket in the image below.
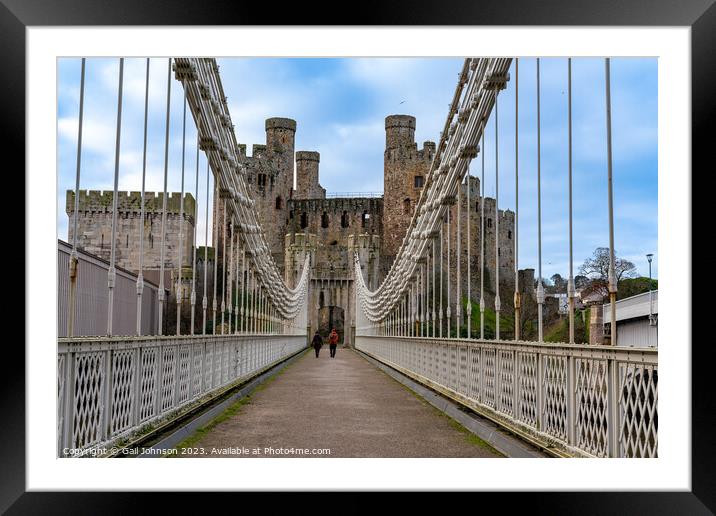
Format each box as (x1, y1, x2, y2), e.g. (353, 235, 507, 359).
(312, 331, 323, 358)
(328, 328, 339, 358)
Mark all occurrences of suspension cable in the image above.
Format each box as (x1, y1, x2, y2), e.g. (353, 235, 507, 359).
(203, 157, 209, 334)
(568, 58, 575, 344)
(537, 58, 544, 343)
(190, 133, 199, 335)
(480, 128, 486, 340)
(136, 58, 150, 336)
(514, 58, 520, 341)
(107, 57, 124, 336)
(495, 91, 501, 340)
(158, 58, 172, 335)
(606, 58, 617, 345)
(67, 57, 85, 338)
(176, 84, 187, 336)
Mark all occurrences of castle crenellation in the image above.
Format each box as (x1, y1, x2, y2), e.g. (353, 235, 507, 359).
(67, 190, 196, 220)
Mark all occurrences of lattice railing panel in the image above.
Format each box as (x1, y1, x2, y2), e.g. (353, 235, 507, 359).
(482, 348, 496, 409)
(542, 355, 568, 441)
(469, 346, 481, 402)
(518, 352, 538, 427)
(576, 358, 609, 457)
(619, 363, 658, 458)
(110, 349, 135, 435)
(138, 348, 157, 422)
(192, 344, 203, 397)
(160, 346, 177, 413)
(204, 342, 214, 391)
(72, 351, 105, 449)
(458, 345, 469, 396)
(177, 345, 191, 404)
(497, 350, 515, 417)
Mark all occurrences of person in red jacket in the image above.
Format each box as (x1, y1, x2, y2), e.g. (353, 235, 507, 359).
(328, 328, 339, 358)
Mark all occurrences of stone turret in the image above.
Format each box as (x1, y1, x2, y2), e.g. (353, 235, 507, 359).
(295, 151, 326, 200)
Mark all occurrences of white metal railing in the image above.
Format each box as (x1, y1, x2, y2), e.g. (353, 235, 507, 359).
(57, 334, 306, 457)
(356, 336, 657, 458)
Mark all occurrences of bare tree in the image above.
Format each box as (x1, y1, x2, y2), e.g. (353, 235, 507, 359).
(579, 247, 636, 298)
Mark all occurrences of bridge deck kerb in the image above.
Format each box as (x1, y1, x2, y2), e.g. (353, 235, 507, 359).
(176, 349, 502, 458)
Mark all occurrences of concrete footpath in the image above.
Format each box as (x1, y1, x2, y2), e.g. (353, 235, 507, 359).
(179, 348, 502, 458)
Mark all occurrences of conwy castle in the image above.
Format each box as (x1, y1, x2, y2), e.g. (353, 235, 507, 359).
(67, 115, 523, 344)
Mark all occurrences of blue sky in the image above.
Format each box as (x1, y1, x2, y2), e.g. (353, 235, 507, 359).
(57, 57, 658, 279)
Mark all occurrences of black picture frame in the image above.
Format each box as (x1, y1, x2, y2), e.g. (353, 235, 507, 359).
(6, 0, 711, 512)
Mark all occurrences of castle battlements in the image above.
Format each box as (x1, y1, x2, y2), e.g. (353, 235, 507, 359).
(289, 196, 382, 213)
(66, 190, 196, 220)
(265, 117, 297, 132)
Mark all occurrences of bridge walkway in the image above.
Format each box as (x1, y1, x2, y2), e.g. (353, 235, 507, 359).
(178, 348, 502, 458)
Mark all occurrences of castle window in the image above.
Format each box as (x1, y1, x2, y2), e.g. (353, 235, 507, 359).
(321, 212, 329, 229)
(100, 234, 104, 248)
(414, 175, 424, 188)
(300, 212, 308, 229)
(150, 233, 153, 248)
(258, 174, 266, 188)
(487, 218, 493, 228)
(362, 211, 370, 228)
(508, 230, 512, 240)
(275, 196, 283, 210)
(341, 211, 349, 228)
(476, 201, 479, 212)
(319, 291, 324, 308)
(126, 234, 129, 248)
(403, 198, 411, 215)
(270, 175, 275, 188)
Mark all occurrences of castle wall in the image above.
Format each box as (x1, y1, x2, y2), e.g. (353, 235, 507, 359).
(287, 197, 383, 246)
(440, 178, 516, 312)
(67, 190, 195, 275)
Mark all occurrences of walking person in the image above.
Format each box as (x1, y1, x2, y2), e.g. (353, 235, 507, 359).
(328, 328, 339, 358)
(312, 330, 323, 358)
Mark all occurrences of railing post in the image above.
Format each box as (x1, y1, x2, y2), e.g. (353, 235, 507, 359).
(154, 343, 163, 417)
(536, 349, 543, 431)
(567, 354, 576, 446)
(132, 346, 141, 428)
(102, 349, 113, 442)
(513, 351, 520, 422)
(62, 350, 75, 454)
(607, 355, 619, 457)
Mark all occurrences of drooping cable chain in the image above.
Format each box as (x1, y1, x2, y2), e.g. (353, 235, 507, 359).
(355, 58, 511, 324)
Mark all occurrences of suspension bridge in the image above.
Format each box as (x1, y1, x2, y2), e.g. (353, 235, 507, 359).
(58, 57, 657, 459)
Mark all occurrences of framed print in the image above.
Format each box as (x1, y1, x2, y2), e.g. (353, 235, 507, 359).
(6, 0, 713, 511)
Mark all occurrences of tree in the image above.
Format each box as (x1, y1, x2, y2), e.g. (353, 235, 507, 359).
(550, 273, 566, 293)
(579, 247, 636, 298)
(617, 277, 658, 300)
(574, 275, 589, 290)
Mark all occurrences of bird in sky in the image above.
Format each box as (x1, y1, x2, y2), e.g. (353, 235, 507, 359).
(399, 100, 406, 104)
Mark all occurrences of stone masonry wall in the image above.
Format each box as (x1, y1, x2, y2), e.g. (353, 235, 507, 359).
(67, 190, 195, 274)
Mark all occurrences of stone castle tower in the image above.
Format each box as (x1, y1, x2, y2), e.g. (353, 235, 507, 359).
(382, 115, 437, 262)
(216, 117, 297, 271)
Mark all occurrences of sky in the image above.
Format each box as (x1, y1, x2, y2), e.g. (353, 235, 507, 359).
(57, 57, 658, 280)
